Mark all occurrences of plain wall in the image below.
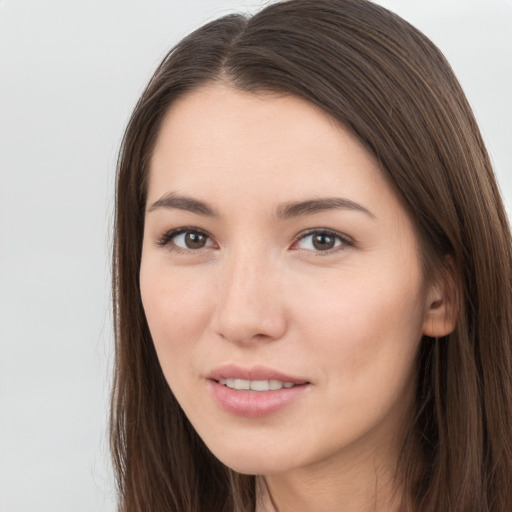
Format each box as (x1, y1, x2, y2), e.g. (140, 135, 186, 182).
(0, 1, 510, 510)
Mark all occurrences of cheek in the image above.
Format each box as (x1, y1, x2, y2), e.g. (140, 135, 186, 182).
(290, 263, 426, 383)
(139, 257, 214, 373)
(284, 269, 426, 449)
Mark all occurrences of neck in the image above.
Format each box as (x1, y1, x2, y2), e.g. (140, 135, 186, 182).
(255, 433, 406, 512)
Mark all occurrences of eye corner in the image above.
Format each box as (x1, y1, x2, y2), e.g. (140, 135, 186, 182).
(155, 231, 173, 248)
(155, 227, 217, 253)
(291, 228, 354, 254)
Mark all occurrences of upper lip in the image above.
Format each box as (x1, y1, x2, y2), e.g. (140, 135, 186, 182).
(206, 364, 309, 384)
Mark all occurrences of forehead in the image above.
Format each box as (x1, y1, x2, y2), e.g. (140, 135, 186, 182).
(148, 84, 400, 221)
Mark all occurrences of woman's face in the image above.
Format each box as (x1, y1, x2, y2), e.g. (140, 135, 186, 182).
(140, 84, 439, 476)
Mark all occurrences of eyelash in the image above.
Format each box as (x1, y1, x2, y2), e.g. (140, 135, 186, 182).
(156, 227, 215, 254)
(156, 227, 353, 254)
(291, 228, 353, 254)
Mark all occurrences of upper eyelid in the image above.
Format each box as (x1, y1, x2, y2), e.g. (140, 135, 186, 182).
(156, 227, 353, 249)
(156, 227, 213, 247)
(294, 228, 353, 243)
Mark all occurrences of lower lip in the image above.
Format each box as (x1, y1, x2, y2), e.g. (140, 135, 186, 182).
(207, 380, 309, 418)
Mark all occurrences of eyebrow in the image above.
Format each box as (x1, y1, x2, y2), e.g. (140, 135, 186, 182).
(276, 197, 375, 220)
(147, 192, 218, 216)
(147, 192, 375, 219)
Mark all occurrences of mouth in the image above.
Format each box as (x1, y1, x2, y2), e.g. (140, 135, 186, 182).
(217, 378, 302, 392)
(207, 364, 310, 389)
(206, 365, 311, 417)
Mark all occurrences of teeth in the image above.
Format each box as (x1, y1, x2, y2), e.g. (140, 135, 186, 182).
(235, 378, 250, 390)
(248, 380, 268, 391)
(217, 378, 297, 391)
(269, 379, 283, 390)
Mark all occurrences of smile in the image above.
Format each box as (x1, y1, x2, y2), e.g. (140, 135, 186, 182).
(207, 366, 311, 417)
(218, 378, 297, 391)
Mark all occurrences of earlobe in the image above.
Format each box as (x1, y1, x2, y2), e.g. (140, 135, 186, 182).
(422, 260, 458, 337)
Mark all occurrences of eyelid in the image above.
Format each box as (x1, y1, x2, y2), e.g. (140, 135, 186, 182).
(156, 227, 216, 251)
(155, 226, 353, 254)
(291, 228, 354, 253)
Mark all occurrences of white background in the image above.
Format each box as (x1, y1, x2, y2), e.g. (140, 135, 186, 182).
(0, 1, 510, 510)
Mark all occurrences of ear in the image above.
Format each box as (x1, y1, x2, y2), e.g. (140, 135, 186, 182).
(422, 257, 458, 337)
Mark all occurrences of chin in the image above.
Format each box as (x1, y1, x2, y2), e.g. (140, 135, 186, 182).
(208, 444, 297, 476)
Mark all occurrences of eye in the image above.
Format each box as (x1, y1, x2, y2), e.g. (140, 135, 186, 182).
(293, 229, 351, 252)
(157, 228, 215, 251)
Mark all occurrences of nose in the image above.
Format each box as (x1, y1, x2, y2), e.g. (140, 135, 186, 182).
(211, 249, 288, 345)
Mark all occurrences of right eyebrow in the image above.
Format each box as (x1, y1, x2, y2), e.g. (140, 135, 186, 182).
(276, 197, 375, 220)
(146, 192, 218, 217)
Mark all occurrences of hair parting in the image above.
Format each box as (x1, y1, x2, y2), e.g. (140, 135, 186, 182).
(111, 1, 512, 510)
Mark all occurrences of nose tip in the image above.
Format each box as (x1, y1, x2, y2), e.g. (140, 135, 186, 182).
(214, 297, 286, 345)
(211, 260, 287, 345)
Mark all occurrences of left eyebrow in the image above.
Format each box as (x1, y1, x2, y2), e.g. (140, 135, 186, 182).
(276, 197, 375, 220)
(146, 192, 218, 216)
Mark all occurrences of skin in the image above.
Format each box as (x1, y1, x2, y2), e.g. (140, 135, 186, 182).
(140, 83, 455, 511)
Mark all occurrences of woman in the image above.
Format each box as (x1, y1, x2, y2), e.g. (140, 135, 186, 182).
(110, 1, 512, 510)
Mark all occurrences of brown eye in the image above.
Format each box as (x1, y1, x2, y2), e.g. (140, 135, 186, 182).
(295, 230, 348, 252)
(312, 233, 336, 250)
(160, 229, 214, 251)
(183, 232, 208, 249)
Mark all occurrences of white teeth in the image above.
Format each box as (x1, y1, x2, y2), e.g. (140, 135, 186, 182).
(217, 378, 297, 391)
(234, 378, 250, 390)
(250, 380, 270, 391)
(269, 379, 283, 390)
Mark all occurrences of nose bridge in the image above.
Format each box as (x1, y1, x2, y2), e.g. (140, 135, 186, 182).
(213, 243, 286, 344)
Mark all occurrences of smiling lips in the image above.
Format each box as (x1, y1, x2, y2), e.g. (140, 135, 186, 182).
(207, 365, 310, 417)
(218, 378, 297, 391)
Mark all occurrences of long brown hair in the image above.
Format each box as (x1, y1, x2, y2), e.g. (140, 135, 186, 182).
(111, 1, 512, 510)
